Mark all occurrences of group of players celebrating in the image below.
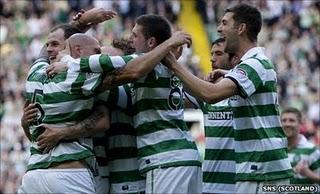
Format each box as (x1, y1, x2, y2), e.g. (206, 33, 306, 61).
(18, 3, 319, 194)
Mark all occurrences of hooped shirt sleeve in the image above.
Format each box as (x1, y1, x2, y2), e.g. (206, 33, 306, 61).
(225, 58, 265, 98)
(63, 54, 139, 73)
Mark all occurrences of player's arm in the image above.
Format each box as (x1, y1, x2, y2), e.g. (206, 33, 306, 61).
(23, 60, 51, 140)
(21, 101, 38, 141)
(294, 160, 320, 183)
(34, 8, 117, 62)
(164, 52, 238, 104)
(47, 31, 192, 90)
(70, 8, 117, 32)
(98, 31, 191, 90)
(37, 105, 110, 153)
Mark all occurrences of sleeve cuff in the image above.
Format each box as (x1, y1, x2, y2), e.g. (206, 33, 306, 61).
(225, 75, 248, 98)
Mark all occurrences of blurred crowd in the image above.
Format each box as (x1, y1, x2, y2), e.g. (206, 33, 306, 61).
(0, 0, 319, 193)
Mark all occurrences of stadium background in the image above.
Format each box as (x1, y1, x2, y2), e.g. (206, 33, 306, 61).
(0, 0, 319, 193)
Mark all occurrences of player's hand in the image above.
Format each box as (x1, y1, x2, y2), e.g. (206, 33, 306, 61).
(72, 8, 117, 31)
(294, 160, 311, 176)
(46, 62, 68, 78)
(206, 69, 228, 83)
(73, 9, 86, 22)
(91, 8, 117, 24)
(168, 31, 192, 49)
(21, 100, 38, 130)
(173, 46, 183, 60)
(162, 51, 178, 69)
(37, 124, 62, 153)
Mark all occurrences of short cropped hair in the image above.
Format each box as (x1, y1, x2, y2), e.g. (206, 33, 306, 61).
(50, 24, 82, 40)
(211, 38, 225, 47)
(225, 3, 262, 42)
(135, 14, 172, 45)
(281, 107, 302, 122)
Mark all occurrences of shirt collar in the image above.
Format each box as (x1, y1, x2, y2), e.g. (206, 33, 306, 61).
(240, 47, 265, 61)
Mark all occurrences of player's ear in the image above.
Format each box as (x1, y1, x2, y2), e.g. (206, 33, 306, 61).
(147, 37, 157, 49)
(238, 23, 246, 36)
(73, 45, 82, 58)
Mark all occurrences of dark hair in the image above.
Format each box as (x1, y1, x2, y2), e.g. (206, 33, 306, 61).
(50, 24, 82, 40)
(112, 38, 136, 55)
(226, 3, 261, 42)
(135, 14, 172, 45)
(211, 37, 236, 60)
(281, 107, 302, 122)
(211, 38, 225, 46)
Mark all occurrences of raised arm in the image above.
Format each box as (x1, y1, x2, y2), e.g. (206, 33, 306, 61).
(70, 8, 117, 32)
(164, 52, 239, 104)
(36, 105, 109, 153)
(35, 8, 117, 62)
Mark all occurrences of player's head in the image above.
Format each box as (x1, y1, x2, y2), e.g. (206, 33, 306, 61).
(129, 14, 172, 53)
(46, 24, 81, 63)
(101, 38, 135, 55)
(210, 38, 238, 70)
(281, 107, 302, 138)
(66, 33, 101, 58)
(217, 3, 261, 54)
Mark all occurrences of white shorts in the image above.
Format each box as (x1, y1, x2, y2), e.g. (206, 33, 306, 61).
(146, 166, 202, 194)
(109, 180, 146, 194)
(95, 176, 109, 194)
(18, 168, 95, 194)
(236, 179, 289, 194)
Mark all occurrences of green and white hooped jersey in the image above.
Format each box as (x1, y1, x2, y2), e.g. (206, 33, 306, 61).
(225, 47, 293, 181)
(25, 59, 103, 171)
(186, 93, 235, 193)
(288, 135, 320, 185)
(92, 130, 109, 178)
(131, 64, 201, 173)
(76, 54, 201, 174)
(97, 85, 145, 194)
(202, 100, 235, 193)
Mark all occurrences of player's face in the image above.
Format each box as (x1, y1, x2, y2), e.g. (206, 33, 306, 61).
(210, 42, 230, 70)
(217, 12, 239, 54)
(129, 24, 148, 53)
(46, 29, 66, 63)
(281, 112, 300, 138)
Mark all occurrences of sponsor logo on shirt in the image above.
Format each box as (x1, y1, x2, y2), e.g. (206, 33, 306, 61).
(168, 75, 183, 110)
(208, 111, 233, 120)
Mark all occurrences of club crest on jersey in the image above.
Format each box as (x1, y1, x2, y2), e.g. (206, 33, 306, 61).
(170, 74, 182, 88)
(236, 68, 247, 78)
(130, 86, 136, 97)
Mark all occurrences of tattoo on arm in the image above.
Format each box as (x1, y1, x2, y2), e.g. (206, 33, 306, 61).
(63, 106, 108, 140)
(97, 67, 127, 92)
(79, 107, 104, 132)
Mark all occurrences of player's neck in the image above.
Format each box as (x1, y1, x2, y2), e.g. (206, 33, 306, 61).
(236, 39, 256, 60)
(287, 134, 300, 150)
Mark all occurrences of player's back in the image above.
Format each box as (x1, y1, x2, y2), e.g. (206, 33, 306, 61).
(25, 60, 103, 171)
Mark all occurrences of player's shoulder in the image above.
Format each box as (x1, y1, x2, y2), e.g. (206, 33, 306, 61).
(27, 59, 49, 76)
